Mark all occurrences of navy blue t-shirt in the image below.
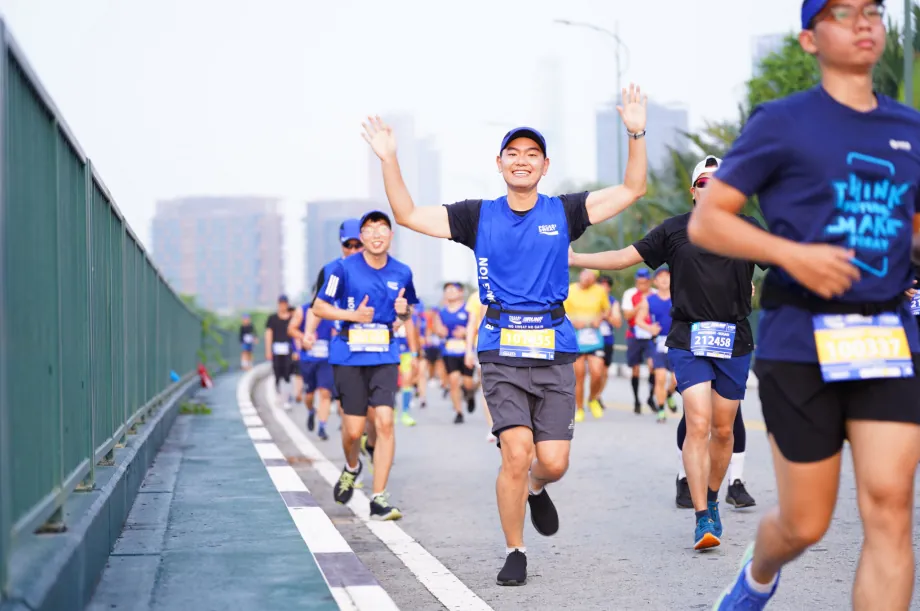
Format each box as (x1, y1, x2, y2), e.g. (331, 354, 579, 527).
(317, 253, 419, 366)
(716, 86, 920, 362)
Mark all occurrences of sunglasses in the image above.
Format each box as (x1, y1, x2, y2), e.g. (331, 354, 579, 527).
(694, 177, 710, 189)
(343, 241, 362, 250)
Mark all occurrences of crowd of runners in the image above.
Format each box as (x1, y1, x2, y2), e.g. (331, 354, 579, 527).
(238, 1, 920, 608)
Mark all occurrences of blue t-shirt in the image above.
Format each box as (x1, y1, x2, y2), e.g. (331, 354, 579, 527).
(439, 303, 470, 357)
(716, 86, 920, 362)
(317, 253, 419, 366)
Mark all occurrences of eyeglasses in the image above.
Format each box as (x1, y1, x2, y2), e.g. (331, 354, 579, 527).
(342, 241, 362, 250)
(693, 177, 710, 189)
(361, 226, 392, 237)
(821, 3, 884, 26)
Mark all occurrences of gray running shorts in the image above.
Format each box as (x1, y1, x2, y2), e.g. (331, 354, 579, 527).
(480, 362, 576, 444)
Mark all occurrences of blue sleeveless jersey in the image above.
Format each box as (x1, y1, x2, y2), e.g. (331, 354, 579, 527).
(647, 294, 672, 336)
(474, 195, 577, 357)
(439, 304, 470, 357)
(300, 303, 334, 362)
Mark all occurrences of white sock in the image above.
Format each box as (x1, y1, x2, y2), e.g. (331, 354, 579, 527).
(729, 452, 745, 483)
(677, 449, 687, 479)
(345, 462, 359, 473)
(744, 562, 776, 594)
(506, 546, 526, 555)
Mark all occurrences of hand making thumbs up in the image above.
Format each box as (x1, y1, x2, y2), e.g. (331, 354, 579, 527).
(394, 287, 409, 317)
(355, 295, 375, 323)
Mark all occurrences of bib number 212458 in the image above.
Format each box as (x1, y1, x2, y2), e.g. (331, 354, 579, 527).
(690, 322, 735, 359)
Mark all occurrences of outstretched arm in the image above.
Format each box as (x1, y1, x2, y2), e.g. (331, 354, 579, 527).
(363, 116, 452, 239)
(584, 84, 648, 225)
(569, 245, 645, 271)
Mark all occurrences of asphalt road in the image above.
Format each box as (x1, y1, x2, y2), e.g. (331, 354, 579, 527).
(253, 370, 920, 611)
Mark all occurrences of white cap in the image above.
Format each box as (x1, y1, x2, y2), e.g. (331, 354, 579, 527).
(691, 155, 722, 186)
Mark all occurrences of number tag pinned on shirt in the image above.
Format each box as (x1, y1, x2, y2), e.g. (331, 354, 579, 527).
(308, 339, 329, 359)
(348, 323, 390, 353)
(499, 328, 555, 360)
(576, 327, 604, 352)
(655, 335, 668, 354)
(812, 314, 913, 382)
(910, 294, 920, 316)
(690, 322, 735, 359)
(272, 342, 291, 356)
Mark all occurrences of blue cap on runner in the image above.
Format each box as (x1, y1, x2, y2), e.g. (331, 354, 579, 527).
(635, 268, 651, 279)
(500, 127, 547, 156)
(278, 294, 289, 303)
(655, 265, 670, 276)
(801, 0, 830, 28)
(339, 218, 361, 244)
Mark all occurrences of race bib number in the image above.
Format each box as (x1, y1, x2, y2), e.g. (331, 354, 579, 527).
(911, 294, 920, 316)
(690, 322, 735, 359)
(633, 325, 653, 340)
(348, 323, 390, 353)
(272, 341, 290, 356)
(308, 339, 329, 359)
(242, 333, 253, 344)
(499, 328, 555, 360)
(656, 335, 668, 354)
(444, 338, 466, 356)
(576, 327, 604, 352)
(599, 321, 612, 337)
(813, 314, 913, 382)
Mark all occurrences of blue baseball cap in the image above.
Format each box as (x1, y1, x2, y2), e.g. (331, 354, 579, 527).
(801, 0, 828, 28)
(278, 294, 289, 303)
(635, 268, 651, 279)
(360, 210, 392, 229)
(339, 218, 361, 244)
(500, 127, 547, 156)
(655, 264, 670, 276)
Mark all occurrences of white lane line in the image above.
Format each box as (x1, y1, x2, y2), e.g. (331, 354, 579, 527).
(243, 414, 264, 427)
(290, 507, 353, 553)
(260, 376, 493, 611)
(247, 426, 272, 441)
(237, 365, 398, 611)
(266, 465, 309, 492)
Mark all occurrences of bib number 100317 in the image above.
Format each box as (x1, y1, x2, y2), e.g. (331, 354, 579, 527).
(813, 313, 913, 382)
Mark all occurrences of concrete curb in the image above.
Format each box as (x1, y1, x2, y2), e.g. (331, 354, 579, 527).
(0, 377, 200, 611)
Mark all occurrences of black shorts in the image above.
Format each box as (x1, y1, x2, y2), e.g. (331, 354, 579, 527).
(603, 343, 614, 367)
(272, 354, 292, 383)
(333, 364, 399, 416)
(444, 355, 474, 377)
(289, 358, 300, 377)
(755, 355, 920, 463)
(424, 346, 441, 364)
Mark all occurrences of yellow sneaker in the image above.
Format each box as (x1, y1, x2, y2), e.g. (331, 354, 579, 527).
(400, 412, 417, 427)
(589, 399, 604, 419)
(575, 408, 585, 423)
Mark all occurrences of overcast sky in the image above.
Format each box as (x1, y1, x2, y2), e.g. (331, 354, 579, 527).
(0, 0, 909, 293)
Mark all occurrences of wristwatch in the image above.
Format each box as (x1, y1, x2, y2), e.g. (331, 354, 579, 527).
(627, 128, 646, 139)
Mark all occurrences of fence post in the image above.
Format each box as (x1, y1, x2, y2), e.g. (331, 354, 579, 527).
(81, 160, 95, 489)
(0, 17, 10, 600)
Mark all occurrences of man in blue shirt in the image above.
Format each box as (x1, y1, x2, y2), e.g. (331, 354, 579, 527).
(689, 2, 920, 608)
(313, 211, 419, 521)
(361, 83, 648, 585)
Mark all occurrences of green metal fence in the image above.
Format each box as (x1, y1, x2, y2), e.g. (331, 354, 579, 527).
(0, 20, 238, 598)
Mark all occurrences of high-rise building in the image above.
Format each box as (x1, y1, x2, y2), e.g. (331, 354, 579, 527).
(151, 196, 283, 314)
(752, 33, 786, 77)
(303, 198, 379, 293)
(367, 113, 444, 304)
(596, 100, 689, 185)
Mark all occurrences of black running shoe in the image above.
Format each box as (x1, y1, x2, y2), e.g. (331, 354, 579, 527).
(333, 462, 362, 505)
(634, 400, 641, 415)
(307, 409, 316, 432)
(527, 488, 559, 536)
(466, 396, 476, 413)
(454, 413, 464, 424)
(369, 493, 402, 521)
(497, 550, 527, 586)
(675, 476, 693, 509)
(725, 479, 757, 508)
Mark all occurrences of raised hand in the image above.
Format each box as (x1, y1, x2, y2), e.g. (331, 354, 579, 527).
(616, 83, 648, 135)
(361, 115, 397, 161)
(394, 287, 408, 316)
(355, 295, 375, 323)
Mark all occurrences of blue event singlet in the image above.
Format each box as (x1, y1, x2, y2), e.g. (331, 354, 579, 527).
(439, 303, 470, 357)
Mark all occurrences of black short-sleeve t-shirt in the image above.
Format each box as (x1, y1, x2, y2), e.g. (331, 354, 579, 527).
(633, 212, 763, 357)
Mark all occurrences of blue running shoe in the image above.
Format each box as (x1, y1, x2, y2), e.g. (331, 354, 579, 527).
(694, 516, 721, 550)
(709, 500, 723, 538)
(713, 544, 778, 610)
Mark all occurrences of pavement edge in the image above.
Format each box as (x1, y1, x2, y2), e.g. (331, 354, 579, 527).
(0, 377, 199, 611)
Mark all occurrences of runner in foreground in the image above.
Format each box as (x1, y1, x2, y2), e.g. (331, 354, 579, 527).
(362, 82, 648, 585)
(690, 2, 920, 607)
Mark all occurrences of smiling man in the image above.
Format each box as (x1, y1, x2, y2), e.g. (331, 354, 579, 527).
(362, 83, 648, 586)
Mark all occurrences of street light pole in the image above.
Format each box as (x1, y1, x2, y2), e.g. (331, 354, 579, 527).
(553, 18, 629, 247)
(905, 0, 914, 107)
